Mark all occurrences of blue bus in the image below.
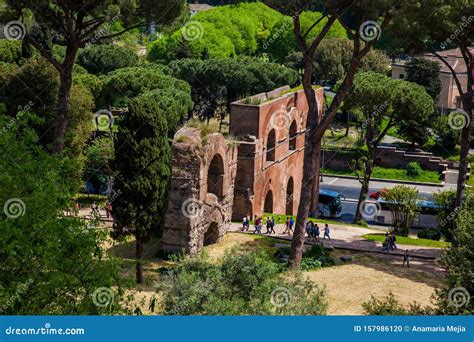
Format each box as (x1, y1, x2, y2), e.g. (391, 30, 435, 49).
(318, 189, 344, 218)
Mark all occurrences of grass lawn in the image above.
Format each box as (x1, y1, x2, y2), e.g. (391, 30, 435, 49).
(109, 233, 444, 315)
(361, 233, 450, 248)
(322, 166, 442, 184)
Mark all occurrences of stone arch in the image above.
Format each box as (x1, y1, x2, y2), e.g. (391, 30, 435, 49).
(286, 177, 294, 215)
(264, 190, 273, 214)
(207, 154, 225, 198)
(289, 120, 297, 150)
(203, 222, 220, 246)
(266, 129, 276, 162)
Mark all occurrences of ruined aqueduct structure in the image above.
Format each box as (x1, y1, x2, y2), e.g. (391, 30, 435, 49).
(162, 86, 324, 255)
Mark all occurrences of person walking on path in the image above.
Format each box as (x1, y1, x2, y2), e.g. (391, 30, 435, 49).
(288, 217, 295, 235)
(269, 216, 276, 234)
(265, 217, 272, 234)
(323, 224, 331, 240)
(283, 217, 290, 235)
(242, 215, 248, 231)
(382, 232, 390, 251)
(389, 232, 397, 250)
(313, 224, 320, 242)
(254, 215, 262, 234)
(402, 249, 410, 267)
(305, 221, 312, 241)
(105, 201, 112, 219)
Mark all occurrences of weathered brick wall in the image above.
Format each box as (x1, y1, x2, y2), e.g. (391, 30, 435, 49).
(163, 127, 237, 255)
(230, 87, 324, 220)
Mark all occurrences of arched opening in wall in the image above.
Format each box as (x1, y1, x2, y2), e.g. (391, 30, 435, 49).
(264, 190, 273, 214)
(286, 177, 294, 215)
(204, 222, 220, 246)
(289, 120, 297, 150)
(266, 129, 276, 162)
(207, 154, 224, 198)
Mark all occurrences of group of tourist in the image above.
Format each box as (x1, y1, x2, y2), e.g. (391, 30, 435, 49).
(382, 231, 397, 252)
(242, 214, 331, 240)
(305, 221, 331, 241)
(90, 201, 113, 219)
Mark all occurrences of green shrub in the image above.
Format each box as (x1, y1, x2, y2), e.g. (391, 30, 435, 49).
(77, 45, 139, 75)
(417, 228, 441, 241)
(383, 186, 420, 236)
(406, 162, 422, 177)
(303, 244, 336, 268)
(363, 293, 431, 315)
(434, 190, 456, 242)
(158, 248, 327, 315)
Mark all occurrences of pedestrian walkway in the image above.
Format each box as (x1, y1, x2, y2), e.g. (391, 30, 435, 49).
(230, 222, 443, 259)
(444, 169, 459, 184)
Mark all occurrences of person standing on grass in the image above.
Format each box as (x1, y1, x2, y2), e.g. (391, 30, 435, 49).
(323, 224, 331, 240)
(402, 249, 410, 267)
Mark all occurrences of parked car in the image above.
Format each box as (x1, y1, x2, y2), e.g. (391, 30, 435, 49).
(369, 189, 388, 199)
(318, 189, 344, 218)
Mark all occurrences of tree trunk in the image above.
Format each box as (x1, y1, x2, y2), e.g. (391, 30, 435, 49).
(454, 55, 473, 210)
(289, 55, 319, 269)
(354, 172, 371, 223)
(135, 235, 144, 284)
(52, 46, 78, 154)
(344, 109, 350, 137)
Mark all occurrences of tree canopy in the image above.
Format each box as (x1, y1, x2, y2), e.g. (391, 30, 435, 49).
(77, 45, 139, 75)
(405, 57, 442, 100)
(112, 91, 172, 283)
(168, 57, 299, 120)
(0, 114, 124, 314)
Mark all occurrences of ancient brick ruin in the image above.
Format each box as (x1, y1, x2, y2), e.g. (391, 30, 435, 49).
(230, 86, 324, 221)
(162, 127, 237, 255)
(162, 86, 324, 254)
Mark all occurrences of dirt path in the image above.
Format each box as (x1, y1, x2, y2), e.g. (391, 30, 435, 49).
(230, 222, 443, 259)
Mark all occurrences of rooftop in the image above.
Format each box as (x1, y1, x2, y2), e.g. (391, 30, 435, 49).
(393, 48, 473, 74)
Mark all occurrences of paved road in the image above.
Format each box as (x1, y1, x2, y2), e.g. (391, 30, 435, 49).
(319, 176, 456, 226)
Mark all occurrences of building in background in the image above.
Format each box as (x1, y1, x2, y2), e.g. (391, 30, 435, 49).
(392, 49, 471, 113)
